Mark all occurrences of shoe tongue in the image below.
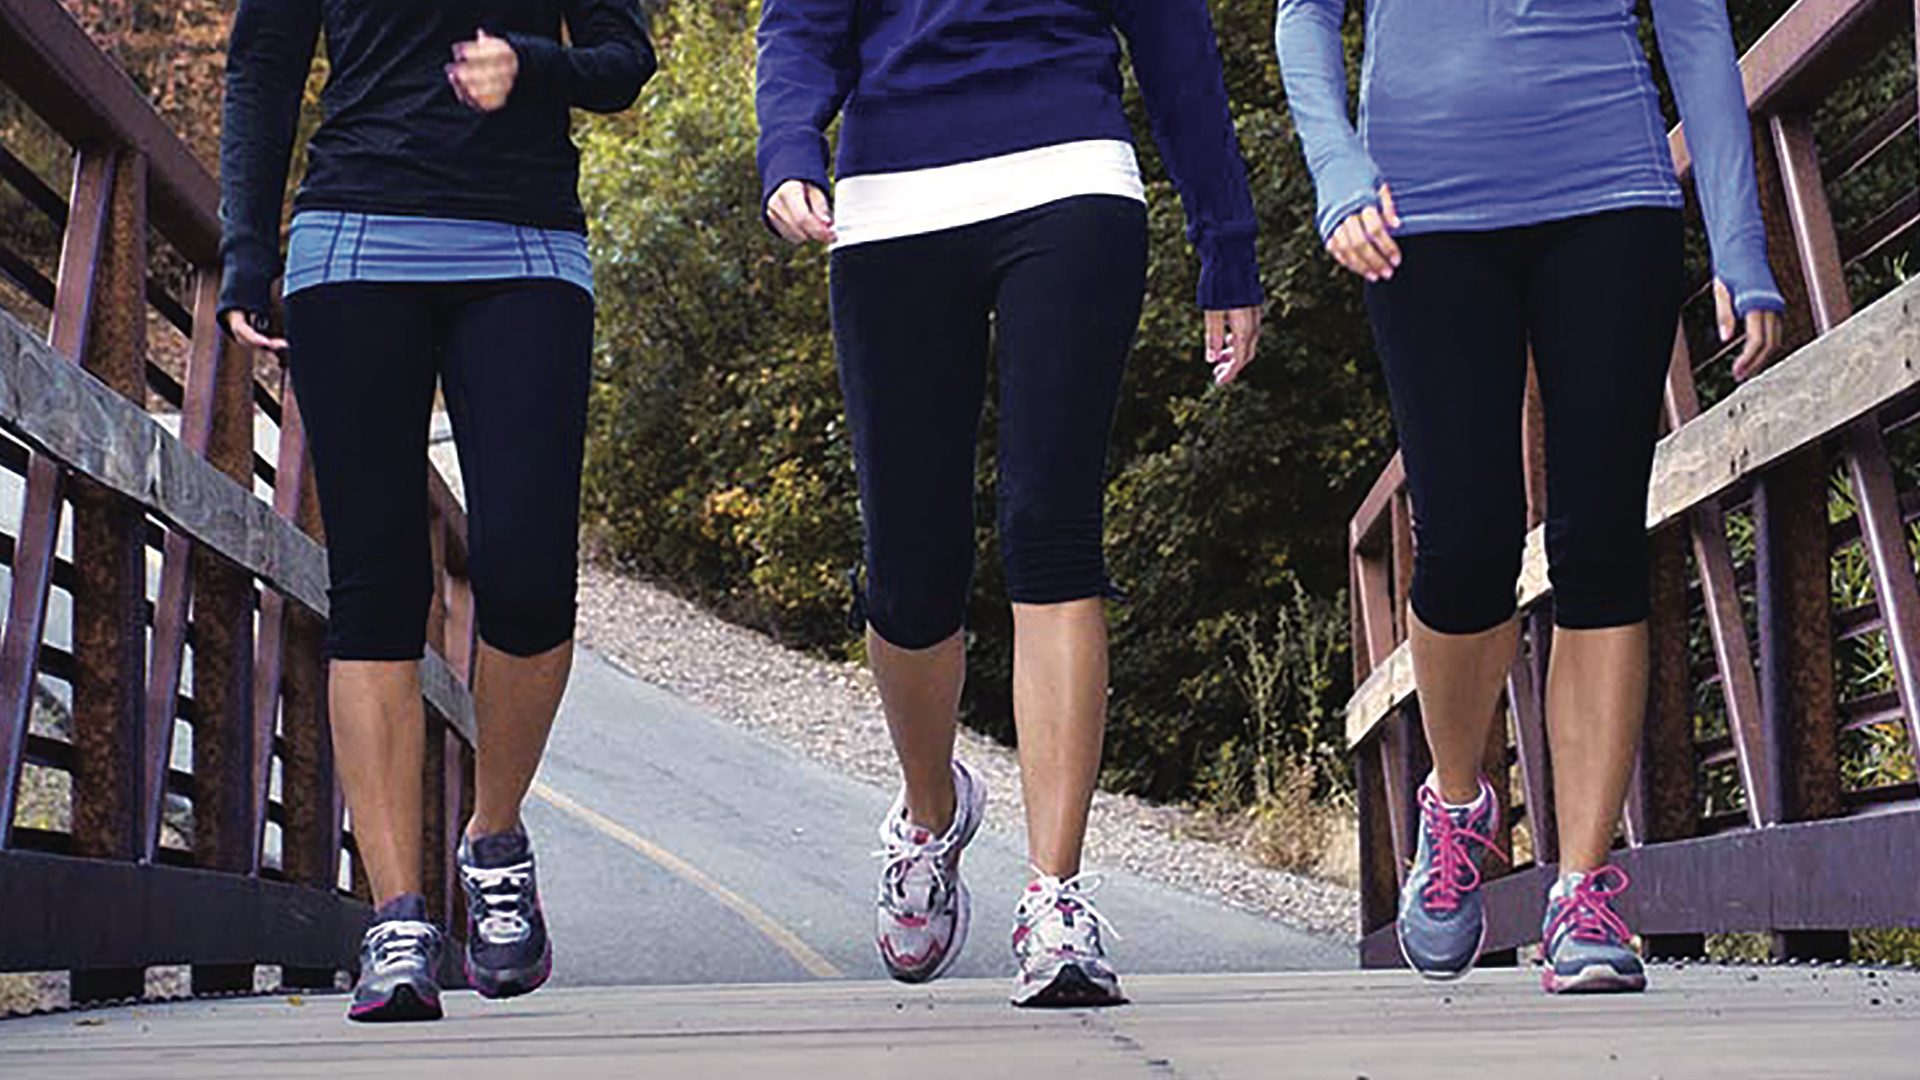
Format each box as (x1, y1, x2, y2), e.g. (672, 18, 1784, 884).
(889, 809, 935, 846)
(1551, 872, 1588, 903)
(468, 827, 531, 868)
(375, 892, 429, 924)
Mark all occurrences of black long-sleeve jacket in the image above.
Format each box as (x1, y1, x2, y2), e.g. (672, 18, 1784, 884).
(218, 0, 655, 318)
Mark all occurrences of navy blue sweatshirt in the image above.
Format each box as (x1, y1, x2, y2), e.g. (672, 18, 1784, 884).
(755, 0, 1263, 310)
(219, 0, 655, 320)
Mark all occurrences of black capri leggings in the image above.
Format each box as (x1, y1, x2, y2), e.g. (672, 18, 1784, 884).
(283, 278, 593, 660)
(1364, 207, 1684, 635)
(830, 195, 1148, 649)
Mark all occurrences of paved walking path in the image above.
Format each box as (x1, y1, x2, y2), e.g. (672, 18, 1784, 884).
(5, 968, 1916, 1078)
(523, 649, 1350, 985)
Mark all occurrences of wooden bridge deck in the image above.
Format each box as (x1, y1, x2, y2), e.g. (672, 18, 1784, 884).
(3, 968, 1917, 1079)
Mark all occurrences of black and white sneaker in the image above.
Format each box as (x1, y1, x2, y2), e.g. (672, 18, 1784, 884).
(458, 826, 552, 999)
(1010, 872, 1126, 1008)
(874, 760, 988, 983)
(349, 894, 444, 1023)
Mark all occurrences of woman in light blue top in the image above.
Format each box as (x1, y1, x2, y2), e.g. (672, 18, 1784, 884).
(1276, 0, 1785, 993)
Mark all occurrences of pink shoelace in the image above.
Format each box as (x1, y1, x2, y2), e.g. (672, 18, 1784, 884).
(1546, 865, 1634, 944)
(1417, 784, 1507, 914)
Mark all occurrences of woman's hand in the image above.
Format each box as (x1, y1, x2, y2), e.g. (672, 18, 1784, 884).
(1716, 279, 1784, 381)
(1327, 184, 1402, 282)
(1206, 306, 1265, 386)
(448, 30, 519, 113)
(766, 179, 837, 245)
(224, 309, 287, 353)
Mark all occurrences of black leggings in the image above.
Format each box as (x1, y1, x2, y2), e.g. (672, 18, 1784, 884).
(830, 196, 1148, 649)
(283, 278, 593, 660)
(1364, 207, 1684, 635)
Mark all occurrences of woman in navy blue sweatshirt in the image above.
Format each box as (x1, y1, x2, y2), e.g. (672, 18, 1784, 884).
(220, 0, 653, 1022)
(757, 0, 1264, 1007)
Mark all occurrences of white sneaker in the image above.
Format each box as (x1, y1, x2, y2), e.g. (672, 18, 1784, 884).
(874, 759, 987, 983)
(1010, 872, 1125, 1007)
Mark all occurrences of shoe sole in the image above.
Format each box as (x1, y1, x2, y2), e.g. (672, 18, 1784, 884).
(1012, 963, 1127, 1009)
(348, 982, 443, 1023)
(467, 943, 554, 1000)
(1542, 964, 1648, 995)
(881, 760, 987, 985)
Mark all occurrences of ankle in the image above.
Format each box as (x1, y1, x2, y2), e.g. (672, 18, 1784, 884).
(1425, 772, 1486, 809)
(465, 811, 523, 842)
(904, 786, 956, 835)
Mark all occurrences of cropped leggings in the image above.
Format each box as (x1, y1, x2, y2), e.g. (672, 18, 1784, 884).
(1364, 207, 1684, 634)
(283, 278, 593, 660)
(830, 195, 1148, 649)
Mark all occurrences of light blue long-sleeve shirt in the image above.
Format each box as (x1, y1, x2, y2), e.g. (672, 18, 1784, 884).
(1275, 0, 1784, 314)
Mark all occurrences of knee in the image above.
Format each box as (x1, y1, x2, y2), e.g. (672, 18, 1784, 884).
(1547, 527, 1650, 630)
(1410, 518, 1525, 636)
(325, 558, 434, 661)
(999, 499, 1107, 607)
(863, 556, 972, 651)
(473, 570, 578, 658)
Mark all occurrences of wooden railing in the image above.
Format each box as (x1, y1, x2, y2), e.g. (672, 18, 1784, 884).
(0, 0, 479, 1003)
(1345, 0, 1920, 966)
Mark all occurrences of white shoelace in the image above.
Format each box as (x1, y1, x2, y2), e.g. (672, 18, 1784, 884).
(874, 819, 955, 918)
(366, 920, 438, 974)
(1017, 871, 1120, 955)
(462, 861, 534, 944)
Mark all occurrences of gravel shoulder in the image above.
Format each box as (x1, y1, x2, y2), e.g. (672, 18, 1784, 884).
(575, 563, 1359, 940)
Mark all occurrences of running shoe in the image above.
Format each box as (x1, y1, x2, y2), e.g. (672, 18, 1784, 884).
(1011, 872, 1125, 1008)
(458, 825, 553, 999)
(874, 759, 987, 983)
(1397, 776, 1506, 980)
(1540, 865, 1647, 994)
(349, 894, 444, 1023)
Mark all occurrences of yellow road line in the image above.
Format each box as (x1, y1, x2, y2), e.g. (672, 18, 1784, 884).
(529, 780, 844, 979)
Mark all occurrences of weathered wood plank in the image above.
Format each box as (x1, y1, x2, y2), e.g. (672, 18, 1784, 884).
(1348, 275, 1920, 747)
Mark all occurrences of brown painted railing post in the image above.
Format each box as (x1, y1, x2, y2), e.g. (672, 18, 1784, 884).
(1355, 742, 1398, 951)
(0, 145, 113, 850)
(1637, 520, 1703, 960)
(188, 304, 262, 996)
(143, 270, 225, 861)
(1774, 111, 1920, 784)
(1750, 126, 1849, 962)
(67, 145, 152, 1005)
(269, 385, 347, 990)
(1506, 628, 1557, 869)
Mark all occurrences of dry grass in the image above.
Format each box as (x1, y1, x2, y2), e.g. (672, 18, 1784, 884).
(1220, 756, 1361, 890)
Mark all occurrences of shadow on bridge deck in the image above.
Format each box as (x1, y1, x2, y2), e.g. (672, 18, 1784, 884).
(1, 968, 1915, 1078)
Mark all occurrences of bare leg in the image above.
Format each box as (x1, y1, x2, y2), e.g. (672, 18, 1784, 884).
(870, 629, 965, 833)
(1410, 611, 1519, 803)
(330, 660, 426, 906)
(1545, 623, 1648, 873)
(467, 638, 574, 839)
(1010, 598, 1108, 879)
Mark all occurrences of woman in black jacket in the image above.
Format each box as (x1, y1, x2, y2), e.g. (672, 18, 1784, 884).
(219, 0, 653, 1022)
